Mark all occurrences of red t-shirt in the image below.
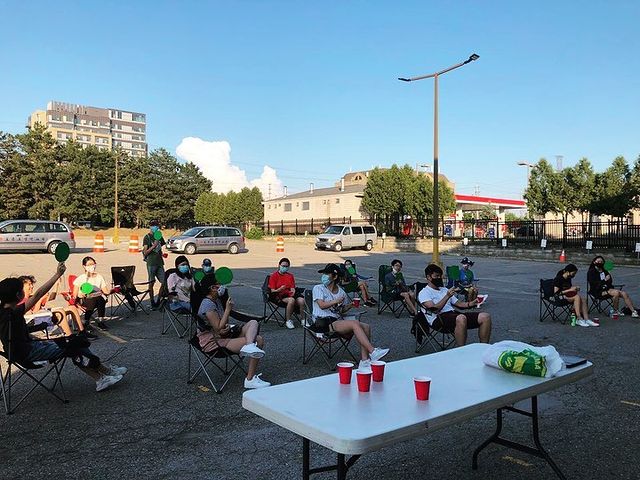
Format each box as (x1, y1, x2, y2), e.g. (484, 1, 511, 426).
(268, 271, 296, 299)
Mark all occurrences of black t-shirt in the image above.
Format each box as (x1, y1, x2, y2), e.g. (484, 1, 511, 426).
(553, 271, 572, 292)
(0, 304, 32, 362)
(587, 267, 612, 294)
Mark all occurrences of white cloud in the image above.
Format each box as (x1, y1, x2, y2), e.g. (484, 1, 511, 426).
(175, 137, 283, 198)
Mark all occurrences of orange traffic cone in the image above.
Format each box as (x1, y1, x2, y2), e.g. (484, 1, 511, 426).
(128, 235, 140, 253)
(276, 236, 285, 253)
(559, 249, 566, 262)
(93, 233, 105, 253)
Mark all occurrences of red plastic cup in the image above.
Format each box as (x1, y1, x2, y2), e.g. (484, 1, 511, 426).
(356, 369, 372, 392)
(414, 376, 431, 401)
(337, 362, 354, 384)
(162, 253, 169, 258)
(371, 361, 386, 382)
(353, 297, 361, 308)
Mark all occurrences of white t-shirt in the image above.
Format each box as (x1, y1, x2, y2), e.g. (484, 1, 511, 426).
(73, 273, 107, 298)
(418, 285, 457, 325)
(312, 284, 351, 320)
(167, 273, 194, 303)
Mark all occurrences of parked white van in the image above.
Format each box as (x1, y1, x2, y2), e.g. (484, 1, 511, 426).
(315, 224, 377, 252)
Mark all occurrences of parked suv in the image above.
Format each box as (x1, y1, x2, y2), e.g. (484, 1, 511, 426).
(167, 226, 245, 255)
(315, 224, 377, 252)
(0, 220, 76, 253)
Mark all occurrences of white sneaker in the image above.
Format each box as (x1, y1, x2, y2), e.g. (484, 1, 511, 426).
(301, 318, 311, 327)
(617, 310, 625, 317)
(96, 374, 123, 392)
(632, 310, 639, 318)
(107, 364, 128, 376)
(358, 359, 371, 371)
(369, 347, 389, 362)
(576, 319, 590, 327)
(240, 342, 265, 359)
(285, 319, 295, 329)
(584, 320, 600, 327)
(244, 373, 271, 389)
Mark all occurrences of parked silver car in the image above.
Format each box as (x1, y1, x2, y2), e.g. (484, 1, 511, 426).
(167, 226, 245, 255)
(0, 220, 76, 253)
(315, 224, 377, 252)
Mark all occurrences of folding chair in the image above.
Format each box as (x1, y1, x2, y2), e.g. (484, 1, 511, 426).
(412, 282, 456, 353)
(587, 283, 625, 314)
(110, 266, 152, 318)
(377, 265, 410, 318)
(261, 275, 302, 326)
(539, 279, 572, 324)
(447, 265, 480, 301)
(187, 294, 247, 393)
(0, 321, 68, 414)
(302, 289, 358, 370)
(159, 268, 191, 338)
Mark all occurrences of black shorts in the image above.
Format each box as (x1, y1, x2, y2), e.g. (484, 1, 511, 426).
(219, 324, 242, 339)
(313, 316, 338, 334)
(433, 311, 482, 331)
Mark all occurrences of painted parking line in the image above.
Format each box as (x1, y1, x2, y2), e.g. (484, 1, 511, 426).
(99, 330, 128, 344)
(620, 400, 640, 407)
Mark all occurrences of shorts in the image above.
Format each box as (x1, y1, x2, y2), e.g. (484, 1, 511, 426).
(432, 311, 482, 331)
(197, 326, 241, 353)
(312, 315, 357, 334)
(26, 341, 65, 362)
(147, 265, 165, 284)
(169, 301, 192, 312)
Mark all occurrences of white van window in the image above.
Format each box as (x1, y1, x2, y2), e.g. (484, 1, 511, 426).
(0, 223, 23, 234)
(343, 227, 351, 235)
(324, 226, 343, 235)
(363, 226, 376, 234)
(47, 223, 68, 233)
(351, 226, 363, 234)
(226, 228, 241, 237)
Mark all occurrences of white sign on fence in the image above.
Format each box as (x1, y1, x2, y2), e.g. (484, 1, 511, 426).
(586, 240, 593, 250)
(541, 239, 547, 248)
(382, 232, 386, 239)
(501, 239, 507, 248)
(635, 243, 640, 253)
(463, 237, 469, 246)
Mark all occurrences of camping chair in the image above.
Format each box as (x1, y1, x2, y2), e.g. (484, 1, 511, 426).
(447, 265, 480, 301)
(0, 319, 68, 414)
(261, 275, 302, 327)
(159, 268, 191, 338)
(60, 275, 91, 325)
(587, 282, 625, 314)
(412, 282, 456, 353)
(377, 265, 410, 318)
(301, 289, 359, 370)
(110, 266, 152, 318)
(539, 279, 573, 324)
(187, 293, 249, 393)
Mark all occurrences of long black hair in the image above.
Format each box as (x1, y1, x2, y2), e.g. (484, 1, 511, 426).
(174, 255, 192, 279)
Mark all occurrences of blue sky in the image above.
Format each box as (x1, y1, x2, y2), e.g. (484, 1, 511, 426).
(1, 1, 639, 199)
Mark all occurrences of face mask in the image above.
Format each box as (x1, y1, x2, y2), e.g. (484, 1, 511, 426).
(202, 266, 212, 273)
(150, 226, 159, 233)
(431, 277, 444, 288)
(85, 265, 96, 274)
(321, 274, 331, 286)
(178, 265, 190, 274)
(279, 266, 289, 274)
(217, 285, 226, 296)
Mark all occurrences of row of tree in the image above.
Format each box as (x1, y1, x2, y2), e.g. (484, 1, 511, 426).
(525, 156, 640, 221)
(0, 125, 213, 228)
(194, 188, 264, 226)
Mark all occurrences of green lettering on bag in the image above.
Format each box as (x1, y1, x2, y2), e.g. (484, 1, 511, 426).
(497, 349, 547, 377)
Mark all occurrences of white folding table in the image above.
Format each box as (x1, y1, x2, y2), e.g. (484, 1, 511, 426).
(243, 343, 593, 479)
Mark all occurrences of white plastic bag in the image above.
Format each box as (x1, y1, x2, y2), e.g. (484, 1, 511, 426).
(482, 340, 564, 378)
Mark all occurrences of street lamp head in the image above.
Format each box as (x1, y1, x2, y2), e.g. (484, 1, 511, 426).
(517, 161, 532, 167)
(398, 77, 411, 82)
(469, 53, 480, 61)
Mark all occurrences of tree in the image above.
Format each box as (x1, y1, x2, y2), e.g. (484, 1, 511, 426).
(437, 180, 456, 221)
(0, 131, 32, 219)
(361, 168, 399, 218)
(589, 156, 634, 219)
(524, 159, 559, 217)
(565, 158, 595, 220)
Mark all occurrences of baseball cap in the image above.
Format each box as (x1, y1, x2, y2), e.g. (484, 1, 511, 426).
(317, 263, 341, 276)
(202, 258, 212, 267)
(460, 257, 474, 266)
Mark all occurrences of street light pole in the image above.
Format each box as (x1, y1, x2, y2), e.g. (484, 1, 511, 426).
(399, 54, 479, 265)
(114, 152, 119, 245)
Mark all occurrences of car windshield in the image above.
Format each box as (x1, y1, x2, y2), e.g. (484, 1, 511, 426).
(323, 226, 344, 235)
(181, 227, 204, 237)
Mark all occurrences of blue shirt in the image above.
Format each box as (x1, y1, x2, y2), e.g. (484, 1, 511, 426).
(458, 269, 474, 286)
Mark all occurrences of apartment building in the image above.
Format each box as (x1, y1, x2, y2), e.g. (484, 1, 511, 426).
(27, 101, 147, 157)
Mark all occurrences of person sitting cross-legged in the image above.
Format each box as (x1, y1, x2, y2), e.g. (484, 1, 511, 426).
(197, 276, 270, 389)
(268, 257, 305, 329)
(587, 255, 638, 318)
(313, 263, 389, 370)
(418, 264, 491, 346)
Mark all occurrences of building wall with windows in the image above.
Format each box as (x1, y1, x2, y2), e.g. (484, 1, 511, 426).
(27, 101, 147, 157)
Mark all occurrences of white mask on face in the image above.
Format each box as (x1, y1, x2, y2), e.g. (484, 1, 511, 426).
(85, 265, 96, 274)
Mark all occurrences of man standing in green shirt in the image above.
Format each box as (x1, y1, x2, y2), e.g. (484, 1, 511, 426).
(142, 220, 166, 309)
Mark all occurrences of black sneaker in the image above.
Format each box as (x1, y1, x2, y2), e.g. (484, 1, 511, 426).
(94, 320, 109, 331)
(80, 330, 99, 339)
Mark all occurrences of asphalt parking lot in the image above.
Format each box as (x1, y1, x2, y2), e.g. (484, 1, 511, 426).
(1, 238, 639, 480)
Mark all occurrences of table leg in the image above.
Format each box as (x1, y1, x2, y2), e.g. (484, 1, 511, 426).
(301, 437, 361, 480)
(303, 438, 310, 480)
(337, 454, 347, 480)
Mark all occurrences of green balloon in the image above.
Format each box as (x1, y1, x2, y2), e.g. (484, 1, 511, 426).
(80, 282, 94, 295)
(54, 242, 70, 262)
(153, 230, 163, 240)
(194, 270, 205, 282)
(604, 260, 615, 271)
(215, 267, 233, 285)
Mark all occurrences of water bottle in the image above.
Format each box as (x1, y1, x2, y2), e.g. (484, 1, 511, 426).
(570, 313, 577, 327)
(609, 307, 615, 319)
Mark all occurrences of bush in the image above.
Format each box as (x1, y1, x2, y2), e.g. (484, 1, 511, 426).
(245, 227, 264, 240)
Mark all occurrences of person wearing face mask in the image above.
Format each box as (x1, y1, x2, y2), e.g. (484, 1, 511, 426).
(340, 260, 376, 307)
(72, 256, 112, 331)
(142, 220, 166, 310)
(0, 264, 127, 392)
(587, 256, 638, 318)
(166, 255, 195, 312)
(268, 257, 305, 329)
(312, 263, 389, 369)
(197, 276, 270, 389)
(418, 264, 492, 346)
(383, 259, 417, 316)
(553, 264, 597, 327)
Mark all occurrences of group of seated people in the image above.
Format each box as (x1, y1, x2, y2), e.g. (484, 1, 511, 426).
(552, 256, 638, 326)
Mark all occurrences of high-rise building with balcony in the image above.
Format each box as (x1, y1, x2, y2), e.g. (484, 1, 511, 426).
(27, 101, 147, 157)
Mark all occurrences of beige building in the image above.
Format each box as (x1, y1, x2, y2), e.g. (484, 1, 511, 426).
(27, 101, 147, 157)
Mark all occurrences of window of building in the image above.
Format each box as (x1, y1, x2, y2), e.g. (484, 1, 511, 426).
(355, 175, 362, 180)
(268, 205, 271, 209)
(302, 202, 309, 211)
(322, 200, 326, 205)
(284, 203, 292, 212)
(132, 113, 145, 122)
(335, 198, 340, 204)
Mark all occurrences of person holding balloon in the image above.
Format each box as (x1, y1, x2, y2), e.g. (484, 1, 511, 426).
(587, 256, 639, 318)
(72, 256, 112, 331)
